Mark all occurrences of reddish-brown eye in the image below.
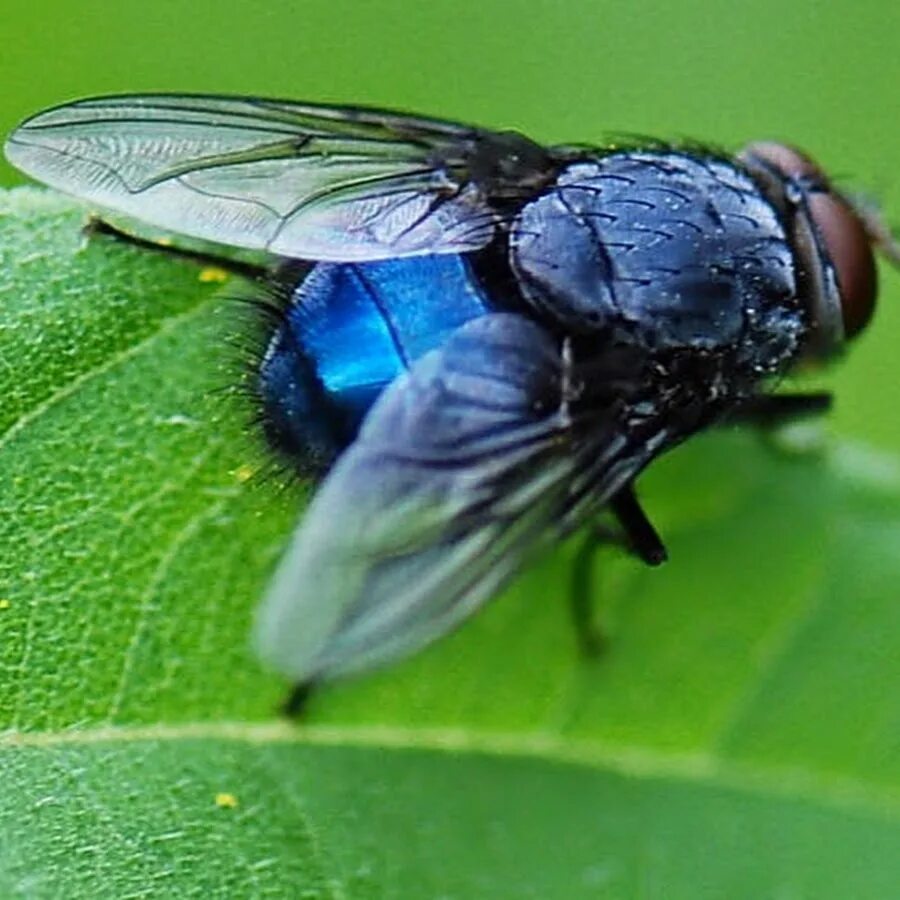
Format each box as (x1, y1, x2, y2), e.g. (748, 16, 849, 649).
(741, 141, 877, 341)
(805, 190, 877, 337)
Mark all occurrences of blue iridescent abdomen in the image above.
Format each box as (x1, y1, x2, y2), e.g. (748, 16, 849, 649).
(259, 255, 491, 471)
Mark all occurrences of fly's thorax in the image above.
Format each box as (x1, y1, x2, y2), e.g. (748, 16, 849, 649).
(509, 151, 807, 376)
(568, 332, 764, 442)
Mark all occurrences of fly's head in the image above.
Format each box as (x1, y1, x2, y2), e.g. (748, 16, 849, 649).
(739, 141, 899, 359)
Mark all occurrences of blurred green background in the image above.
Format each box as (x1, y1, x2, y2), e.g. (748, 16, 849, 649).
(2, 0, 899, 451)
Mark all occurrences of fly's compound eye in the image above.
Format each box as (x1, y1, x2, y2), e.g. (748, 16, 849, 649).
(739, 141, 877, 355)
(805, 189, 876, 339)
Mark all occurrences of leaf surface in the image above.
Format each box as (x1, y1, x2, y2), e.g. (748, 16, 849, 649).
(2, 189, 900, 898)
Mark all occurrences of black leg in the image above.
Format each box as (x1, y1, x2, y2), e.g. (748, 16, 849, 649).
(282, 679, 318, 718)
(569, 484, 666, 656)
(570, 529, 608, 657)
(727, 392, 832, 428)
(610, 484, 668, 566)
(83, 217, 269, 282)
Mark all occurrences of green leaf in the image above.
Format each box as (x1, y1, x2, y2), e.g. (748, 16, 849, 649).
(2, 187, 900, 898)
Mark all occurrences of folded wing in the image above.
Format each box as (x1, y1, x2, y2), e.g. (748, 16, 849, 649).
(255, 313, 666, 681)
(4, 94, 541, 260)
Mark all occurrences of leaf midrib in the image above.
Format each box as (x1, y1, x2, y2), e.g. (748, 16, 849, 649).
(3, 720, 898, 823)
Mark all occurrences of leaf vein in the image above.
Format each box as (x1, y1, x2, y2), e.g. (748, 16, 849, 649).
(3, 722, 898, 823)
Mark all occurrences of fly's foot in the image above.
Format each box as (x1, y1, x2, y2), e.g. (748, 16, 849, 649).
(570, 483, 666, 657)
(281, 679, 318, 718)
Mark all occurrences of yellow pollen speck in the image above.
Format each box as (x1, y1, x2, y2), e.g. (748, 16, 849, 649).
(199, 266, 229, 284)
(157, 237, 173, 247)
(215, 792, 239, 809)
(0, 599, 9, 610)
(235, 464, 255, 483)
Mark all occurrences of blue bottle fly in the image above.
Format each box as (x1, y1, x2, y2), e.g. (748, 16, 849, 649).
(6, 95, 899, 692)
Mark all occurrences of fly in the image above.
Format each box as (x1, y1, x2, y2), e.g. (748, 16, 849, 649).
(5, 95, 899, 695)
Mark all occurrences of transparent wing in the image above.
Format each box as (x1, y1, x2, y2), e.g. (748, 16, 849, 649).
(254, 314, 666, 682)
(4, 94, 555, 261)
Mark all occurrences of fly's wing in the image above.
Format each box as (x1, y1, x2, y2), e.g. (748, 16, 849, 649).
(5, 94, 558, 261)
(254, 313, 667, 682)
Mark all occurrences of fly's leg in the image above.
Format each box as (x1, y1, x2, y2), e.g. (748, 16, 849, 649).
(610, 485, 668, 566)
(570, 528, 611, 656)
(570, 484, 666, 656)
(571, 395, 830, 655)
(84, 217, 269, 282)
(282, 679, 318, 718)
(728, 392, 834, 456)
(727, 392, 832, 427)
